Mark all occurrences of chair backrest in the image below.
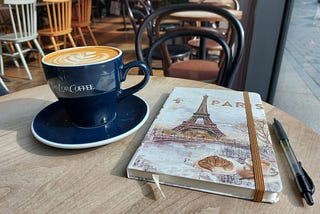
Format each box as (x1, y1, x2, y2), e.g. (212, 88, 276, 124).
(73, 0, 92, 26)
(44, 0, 73, 33)
(3, 0, 37, 39)
(135, 3, 244, 87)
(147, 27, 232, 84)
(124, 0, 151, 34)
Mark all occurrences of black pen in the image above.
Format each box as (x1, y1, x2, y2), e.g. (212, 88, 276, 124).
(273, 118, 315, 206)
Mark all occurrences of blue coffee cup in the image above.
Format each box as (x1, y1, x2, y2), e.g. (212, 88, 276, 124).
(42, 46, 150, 127)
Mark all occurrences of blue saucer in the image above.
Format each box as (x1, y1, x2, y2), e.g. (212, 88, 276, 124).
(31, 95, 149, 149)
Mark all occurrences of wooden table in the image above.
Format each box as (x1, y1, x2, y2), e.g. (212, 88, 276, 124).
(170, 9, 242, 22)
(188, 0, 239, 8)
(0, 76, 319, 213)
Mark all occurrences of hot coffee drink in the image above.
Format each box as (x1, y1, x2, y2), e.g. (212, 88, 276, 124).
(42, 46, 150, 127)
(43, 46, 119, 66)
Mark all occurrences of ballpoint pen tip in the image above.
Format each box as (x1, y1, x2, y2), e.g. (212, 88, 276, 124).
(303, 192, 314, 206)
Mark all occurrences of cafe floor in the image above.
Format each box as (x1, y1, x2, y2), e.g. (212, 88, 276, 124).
(2, 0, 320, 134)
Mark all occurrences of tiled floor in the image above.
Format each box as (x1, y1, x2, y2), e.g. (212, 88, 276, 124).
(273, 0, 320, 134)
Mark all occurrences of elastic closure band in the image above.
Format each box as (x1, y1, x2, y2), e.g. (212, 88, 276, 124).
(243, 91, 265, 202)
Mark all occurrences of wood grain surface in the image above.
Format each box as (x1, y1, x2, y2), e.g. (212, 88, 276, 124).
(0, 76, 319, 213)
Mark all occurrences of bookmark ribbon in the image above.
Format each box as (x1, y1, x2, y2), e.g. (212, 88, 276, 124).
(243, 92, 265, 202)
(152, 174, 166, 199)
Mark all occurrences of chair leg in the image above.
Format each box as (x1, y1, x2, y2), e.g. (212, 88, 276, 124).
(72, 28, 79, 45)
(0, 76, 9, 92)
(14, 43, 32, 80)
(33, 39, 45, 57)
(50, 36, 59, 51)
(4, 42, 19, 67)
(38, 36, 45, 51)
(87, 26, 98, 46)
(27, 41, 33, 49)
(0, 45, 4, 76)
(61, 35, 65, 49)
(0, 57, 4, 76)
(68, 33, 77, 47)
(77, 27, 87, 46)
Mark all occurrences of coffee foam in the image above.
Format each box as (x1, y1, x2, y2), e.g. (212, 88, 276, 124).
(43, 47, 119, 66)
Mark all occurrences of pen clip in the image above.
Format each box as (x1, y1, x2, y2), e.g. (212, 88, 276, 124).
(299, 162, 315, 195)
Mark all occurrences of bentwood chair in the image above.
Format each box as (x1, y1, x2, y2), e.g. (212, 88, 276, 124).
(71, 0, 98, 46)
(125, 0, 191, 70)
(187, 0, 241, 56)
(136, 3, 244, 88)
(125, 0, 181, 33)
(38, 0, 76, 51)
(0, 0, 45, 80)
(125, 0, 150, 34)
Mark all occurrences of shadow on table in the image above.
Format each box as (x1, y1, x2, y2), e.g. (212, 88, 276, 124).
(110, 93, 171, 200)
(0, 98, 98, 156)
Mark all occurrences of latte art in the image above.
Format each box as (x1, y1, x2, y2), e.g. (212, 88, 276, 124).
(53, 51, 111, 65)
(43, 46, 120, 66)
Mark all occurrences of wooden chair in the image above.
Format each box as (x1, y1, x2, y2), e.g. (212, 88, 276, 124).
(38, 0, 76, 51)
(71, 0, 98, 46)
(135, 3, 244, 88)
(0, 0, 45, 80)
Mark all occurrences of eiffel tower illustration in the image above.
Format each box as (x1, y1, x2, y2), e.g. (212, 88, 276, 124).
(173, 95, 225, 138)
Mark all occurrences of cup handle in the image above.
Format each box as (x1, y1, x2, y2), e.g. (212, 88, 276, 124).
(118, 61, 150, 99)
